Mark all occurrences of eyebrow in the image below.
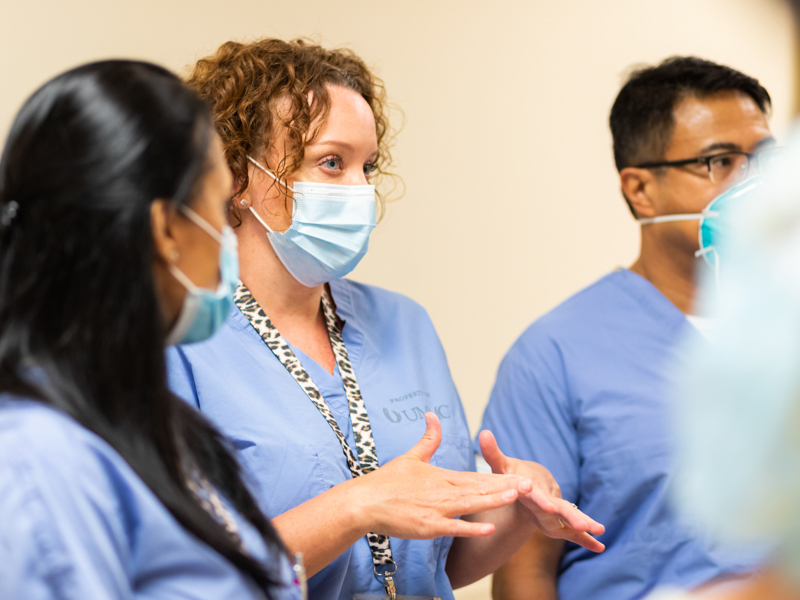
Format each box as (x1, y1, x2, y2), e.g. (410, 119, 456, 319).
(699, 136, 776, 155)
(312, 139, 378, 158)
(314, 139, 355, 151)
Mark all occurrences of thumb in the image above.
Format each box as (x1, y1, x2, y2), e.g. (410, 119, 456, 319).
(406, 412, 442, 463)
(479, 429, 508, 474)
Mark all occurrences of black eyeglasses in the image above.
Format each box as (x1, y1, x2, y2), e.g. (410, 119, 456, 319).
(636, 147, 786, 185)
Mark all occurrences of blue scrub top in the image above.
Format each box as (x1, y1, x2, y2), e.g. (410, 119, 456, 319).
(0, 397, 298, 600)
(478, 269, 763, 600)
(167, 278, 474, 600)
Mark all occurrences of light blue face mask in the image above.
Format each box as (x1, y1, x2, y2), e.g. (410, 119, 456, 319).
(165, 206, 239, 346)
(638, 177, 764, 286)
(246, 156, 376, 287)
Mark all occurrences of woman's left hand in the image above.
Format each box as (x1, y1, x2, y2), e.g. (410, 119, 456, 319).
(477, 429, 606, 553)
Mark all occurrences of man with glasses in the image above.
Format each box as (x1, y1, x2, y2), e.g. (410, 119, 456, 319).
(479, 57, 772, 600)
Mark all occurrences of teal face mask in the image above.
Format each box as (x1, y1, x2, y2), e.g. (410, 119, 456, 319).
(638, 177, 764, 284)
(165, 206, 239, 346)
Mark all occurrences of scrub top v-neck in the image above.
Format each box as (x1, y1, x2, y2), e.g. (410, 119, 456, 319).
(167, 278, 474, 600)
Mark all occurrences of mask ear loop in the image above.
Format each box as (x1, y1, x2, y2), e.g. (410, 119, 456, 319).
(246, 156, 298, 231)
(638, 213, 703, 225)
(694, 209, 722, 293)
(180, 205, 223, 243)
(695, 246, 721, 292)
(246, 155, 297, 193)
(248, 203, 276, 234)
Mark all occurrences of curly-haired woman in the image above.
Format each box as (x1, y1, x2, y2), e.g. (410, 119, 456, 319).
(167, 38, 605, 600)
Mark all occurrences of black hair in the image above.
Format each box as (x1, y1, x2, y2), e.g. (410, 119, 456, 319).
(609, 56, 771, 215)
(0, 60, 286, 595)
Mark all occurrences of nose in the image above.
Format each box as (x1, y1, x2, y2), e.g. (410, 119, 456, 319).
(343, 165, 370, 186)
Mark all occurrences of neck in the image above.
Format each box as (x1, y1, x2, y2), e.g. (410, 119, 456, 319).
(629, 230, 700, 315)
(236, 211, 324, 329)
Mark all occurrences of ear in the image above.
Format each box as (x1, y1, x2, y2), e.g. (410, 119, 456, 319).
(151, 199, 180, 264)
(619, 167, 657, 220)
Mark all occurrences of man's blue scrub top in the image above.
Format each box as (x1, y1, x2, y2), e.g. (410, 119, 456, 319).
(0, 398, 296, 600)
(168, 278, 474, 600)
(478, 269, 763, 600)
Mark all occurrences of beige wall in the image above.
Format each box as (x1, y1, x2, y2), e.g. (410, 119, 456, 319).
(0, 1, 795, 598)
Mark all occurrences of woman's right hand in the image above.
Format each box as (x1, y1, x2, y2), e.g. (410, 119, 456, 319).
(348, 412, 534, 539)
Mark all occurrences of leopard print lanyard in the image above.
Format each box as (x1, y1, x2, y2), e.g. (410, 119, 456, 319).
(234, 282, 398, 596)
(186, 468, 244, 548)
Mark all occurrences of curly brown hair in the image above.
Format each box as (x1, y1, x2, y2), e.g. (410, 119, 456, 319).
(185, 38, 397, 220)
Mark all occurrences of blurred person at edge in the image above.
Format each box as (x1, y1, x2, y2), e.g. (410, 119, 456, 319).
(648, 2, 800, 599)
(480, 56, 776, 600)
(166, 38, 605, 600)
(0, 60, 299, 599)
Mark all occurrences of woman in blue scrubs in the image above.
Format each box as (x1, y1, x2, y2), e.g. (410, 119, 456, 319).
(0, 60, 299, 599)
(169, 39, 604, 600)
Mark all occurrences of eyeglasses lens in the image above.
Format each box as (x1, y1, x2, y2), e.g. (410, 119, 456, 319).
(756, 147, 791, 180)
(709, 153, 749, 185)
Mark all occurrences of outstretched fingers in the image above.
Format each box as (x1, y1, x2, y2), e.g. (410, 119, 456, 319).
(520, 495, 606, 553)
(551, 498, 605, 535)
(449, 487, 522, 517)
(558, 529, 606, 553)
(444, 518, 497, 537)
(450, 469, 534, 498)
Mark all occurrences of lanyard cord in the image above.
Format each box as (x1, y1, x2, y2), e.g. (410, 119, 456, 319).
(185, 468, 244, 548)
(233, 282, 398, 591)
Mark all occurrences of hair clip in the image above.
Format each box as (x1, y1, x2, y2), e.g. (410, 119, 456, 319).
(0, 201, 19, 227)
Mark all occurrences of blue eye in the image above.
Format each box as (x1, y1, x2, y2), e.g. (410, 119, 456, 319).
(322, 157, 341, 170)
(364, 162, 378, 176)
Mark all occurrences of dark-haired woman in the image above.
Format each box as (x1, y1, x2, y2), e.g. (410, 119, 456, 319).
(0, 60, 299, 599)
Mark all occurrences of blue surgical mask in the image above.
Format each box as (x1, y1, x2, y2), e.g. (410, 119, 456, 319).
(246, 156, 376, 287)
(165, 206, 239, 346)
(637, 177, 764, 286)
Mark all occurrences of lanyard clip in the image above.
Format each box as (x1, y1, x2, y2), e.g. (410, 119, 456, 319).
(373, 560, 398, 600)
(384, 575, 396, 600)
(292, 552, 307, 600)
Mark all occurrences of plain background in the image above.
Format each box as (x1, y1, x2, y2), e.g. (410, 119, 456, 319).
(0, 1, 796, 597)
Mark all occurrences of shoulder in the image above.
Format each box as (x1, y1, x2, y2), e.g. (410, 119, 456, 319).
(0, 398, 139, 517)
(538, 271, 634, 329)
(0, 398, 142, 592)
(511, 270, 640, 353)
(0, 399, 107, 464)
(332, 278, 434, 327)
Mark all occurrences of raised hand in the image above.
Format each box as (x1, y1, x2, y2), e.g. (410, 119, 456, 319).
(478, 429, 606, 552)
(355, 413, 536, 539)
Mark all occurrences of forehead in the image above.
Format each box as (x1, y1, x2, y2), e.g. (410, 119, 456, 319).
(310, 84, 377, 146)
(666, 91, 771, 157)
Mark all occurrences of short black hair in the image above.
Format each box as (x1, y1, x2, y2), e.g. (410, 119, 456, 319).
(610, 56, 771, 173)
